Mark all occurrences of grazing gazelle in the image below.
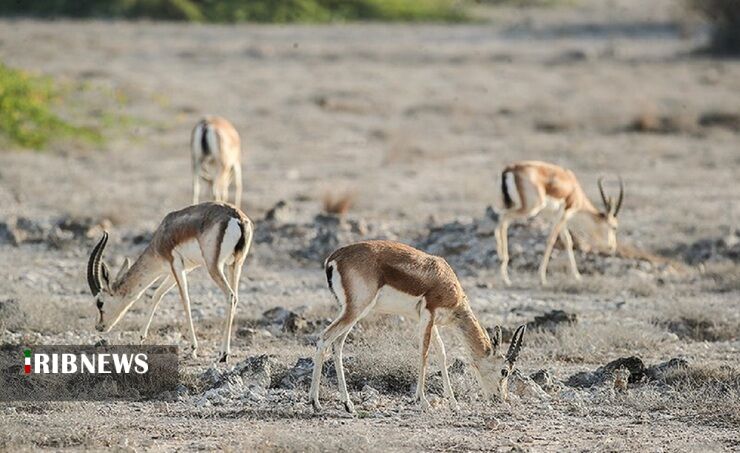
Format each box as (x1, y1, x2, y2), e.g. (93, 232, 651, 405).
(191, 116, 243, 208)
(86, 202, 253, 362)
(309, 240, 526, 413)
(495, 160, 624, 285)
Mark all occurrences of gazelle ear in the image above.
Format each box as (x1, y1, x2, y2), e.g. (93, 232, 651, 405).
(115, 257, 131, 283)
(491, 325, 502, 354)
(101, 262, 111, 290)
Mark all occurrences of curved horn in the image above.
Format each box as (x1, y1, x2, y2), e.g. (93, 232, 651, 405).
(86, 232, 108, 296)
(506, 324, 526, 364)
(614, 176, 624, 217)
(597, 177, 609, 211)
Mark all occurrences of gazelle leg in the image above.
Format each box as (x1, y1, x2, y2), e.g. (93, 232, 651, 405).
(415, 308, 434, 411)
(192, 173, 200, 205)
(205, 261, 237, 363)
(333, 330, 354, 413)
(233, 164, 242, 209)
(309, 307, 358, 412)
(559, 226, 581, 281)
(140, 275, 175, 344)
(432, 326, 457, 408)
(171, 258, 198, 359)
(495, 215, 512, 286)
(539, 213, 568, 285)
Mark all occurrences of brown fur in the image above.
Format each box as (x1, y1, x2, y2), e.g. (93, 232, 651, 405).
(327, 240, 492, 359)
(504, 160, 599, 214)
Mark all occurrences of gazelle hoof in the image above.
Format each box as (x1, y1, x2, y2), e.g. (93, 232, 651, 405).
(311, 399, 322, 412)
(190, 347, 198, 360)
(343, 400, 355, 414)
(218, 352, 229, 363)
(419, 398, 432, 411)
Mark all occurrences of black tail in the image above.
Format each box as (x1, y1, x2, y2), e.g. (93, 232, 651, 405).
(234, 220, 246, 255)
(200, 122, 211, 156)
(325, 261, 340, 303)
(502, 170, 514, 209)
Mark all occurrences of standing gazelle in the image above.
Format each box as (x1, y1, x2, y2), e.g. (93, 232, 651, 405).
(191, 116, 243, 208)
(309, 240, 526, 413)
(495, 160, 624, 285)
(86, 202, 253, 362)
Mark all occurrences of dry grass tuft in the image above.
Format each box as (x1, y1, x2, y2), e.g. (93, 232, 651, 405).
(322, 190, 355, 216)
(628, 107, 698, 134)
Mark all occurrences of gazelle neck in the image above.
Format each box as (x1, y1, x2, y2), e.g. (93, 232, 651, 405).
(454, 303, 493, 360)
(112, 246, 165, 302)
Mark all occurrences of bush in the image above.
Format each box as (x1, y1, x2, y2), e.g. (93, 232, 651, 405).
(0, 63, 100, 150)
(0, 0, 471, 22)
(689, 0, 740, 54)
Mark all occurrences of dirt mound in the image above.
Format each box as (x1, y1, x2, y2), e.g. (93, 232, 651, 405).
(415, 208, 669, 277)
(0, 215, 110, 248)
(664, 232, 740, 265)
(566, 356, 688, 388)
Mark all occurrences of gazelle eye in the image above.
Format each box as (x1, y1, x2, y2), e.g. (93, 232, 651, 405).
(501, 369, 509, 377)
(96, 300, 103, 309)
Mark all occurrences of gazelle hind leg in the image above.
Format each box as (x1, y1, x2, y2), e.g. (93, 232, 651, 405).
(495, 215, 512, 286)
(432, 326, 457, 408)
(140, 275, 176, 344)
(233, 164, 242, 208)
(205, 260, 237, 363)
(171, 258, 198, 359)
(309, 307, 355, 412)
(333, 329, 354, 413)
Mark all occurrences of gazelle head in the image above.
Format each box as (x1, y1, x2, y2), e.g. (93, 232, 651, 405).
(593, 176, 624, 254)
(474, 325, 526, 400)
(87, 232, 133, 332)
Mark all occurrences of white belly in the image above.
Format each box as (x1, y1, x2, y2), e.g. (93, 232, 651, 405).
(374, 285, 423, 318)
(173, 238, 205, 269)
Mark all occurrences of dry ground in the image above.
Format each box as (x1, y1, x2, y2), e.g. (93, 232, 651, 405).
(1, 0, 739, 451)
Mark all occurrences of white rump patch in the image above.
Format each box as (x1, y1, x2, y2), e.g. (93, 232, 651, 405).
(205, 125, 220, 159)
(504, 171, 520, 209)
(327, 260, 346, 307)
(219, 218, 242, 265)
(192, 123, 205, 157)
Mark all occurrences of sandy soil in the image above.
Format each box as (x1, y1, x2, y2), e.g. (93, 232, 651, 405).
(1, 0, 739, 450)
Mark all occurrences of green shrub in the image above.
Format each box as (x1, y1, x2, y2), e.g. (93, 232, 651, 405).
(0, 63, 100, 150)
(0, 0, 471, 22)
(689, 0, 740, 54)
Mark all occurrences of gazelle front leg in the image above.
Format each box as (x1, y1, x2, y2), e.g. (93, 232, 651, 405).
(171, 258, 198, 359)
(539, 213, 569, 285)
(559, 226, 581, 281)
(140, 275, 176, 344)
(432, 326, 457, 409)
(415, 308, 434, 411)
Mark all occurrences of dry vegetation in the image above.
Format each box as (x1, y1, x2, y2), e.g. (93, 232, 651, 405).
(0, 0, 739, 450)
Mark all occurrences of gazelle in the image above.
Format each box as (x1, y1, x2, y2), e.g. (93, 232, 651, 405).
(86, 202, 253, 362)
(191, 116, 243, 208)
(309, 240, 526, 413)
(494, 160, 624, 285)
